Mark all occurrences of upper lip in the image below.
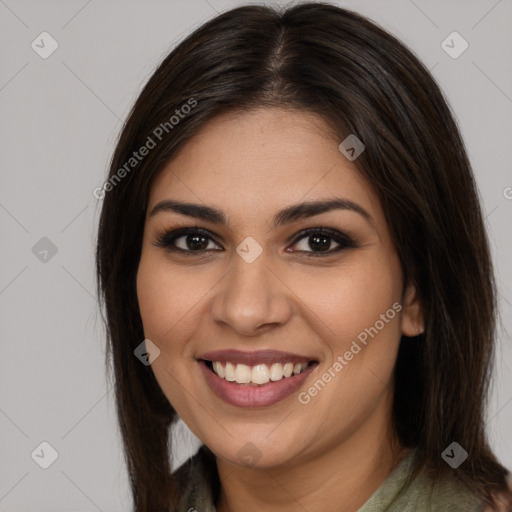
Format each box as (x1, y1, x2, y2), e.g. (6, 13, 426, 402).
(197, 349, 316, 366)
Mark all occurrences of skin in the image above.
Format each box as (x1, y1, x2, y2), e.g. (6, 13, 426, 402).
(136, 107, 425, 512)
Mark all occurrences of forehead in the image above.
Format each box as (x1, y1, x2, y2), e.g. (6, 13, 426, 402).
(148, 108, 381, 228)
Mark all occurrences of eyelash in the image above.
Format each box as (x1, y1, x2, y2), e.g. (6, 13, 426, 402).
(153, 223, 358, 258)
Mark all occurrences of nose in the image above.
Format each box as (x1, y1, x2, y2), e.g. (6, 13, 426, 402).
(210, 251, 293, 337)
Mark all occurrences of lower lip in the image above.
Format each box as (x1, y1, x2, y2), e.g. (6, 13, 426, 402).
(198, 360, 317, 407)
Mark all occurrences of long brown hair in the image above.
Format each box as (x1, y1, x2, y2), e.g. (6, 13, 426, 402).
(95, 3, 510, 510)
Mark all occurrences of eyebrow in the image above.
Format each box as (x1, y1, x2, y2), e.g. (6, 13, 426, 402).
(149, 197, 375, 230)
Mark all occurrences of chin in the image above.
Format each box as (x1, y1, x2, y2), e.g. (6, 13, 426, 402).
(209, 435, 306, 470)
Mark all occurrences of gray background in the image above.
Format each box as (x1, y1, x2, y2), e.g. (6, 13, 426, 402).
(0, 0, 511, 510)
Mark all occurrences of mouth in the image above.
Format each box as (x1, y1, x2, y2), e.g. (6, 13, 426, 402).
(202, 359, 317, 385)
(196, 350, 319, 407)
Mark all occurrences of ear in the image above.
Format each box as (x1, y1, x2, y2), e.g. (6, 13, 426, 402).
(401, 281, 425, 337)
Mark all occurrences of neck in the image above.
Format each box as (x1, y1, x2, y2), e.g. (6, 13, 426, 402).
(215, 394, 406, 512)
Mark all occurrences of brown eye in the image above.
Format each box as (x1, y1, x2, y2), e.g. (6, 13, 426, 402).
(154, 227, 222, 254)
(289, 228, 357, 257)
(153, 226, 357, 258)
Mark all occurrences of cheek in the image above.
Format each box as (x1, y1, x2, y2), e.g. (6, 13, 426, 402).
(136, 252, 203, 343)
(136, 253, 200, 412)
(292, 254, 403, 418)
(136, 260, 169, 340)
(294, 257, 401, 346)
(293, 263, 402, 432)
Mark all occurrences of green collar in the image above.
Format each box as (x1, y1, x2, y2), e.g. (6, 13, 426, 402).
(172, 445, 485, 511)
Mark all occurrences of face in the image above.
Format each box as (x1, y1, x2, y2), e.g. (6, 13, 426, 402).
(136, 107, 423, 469)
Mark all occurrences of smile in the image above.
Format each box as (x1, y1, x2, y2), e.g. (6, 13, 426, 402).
(196, 349, 319, 407)
(206, 360, 311, 385)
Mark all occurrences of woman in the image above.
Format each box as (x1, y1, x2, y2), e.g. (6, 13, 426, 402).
(95, 3, 512, 511)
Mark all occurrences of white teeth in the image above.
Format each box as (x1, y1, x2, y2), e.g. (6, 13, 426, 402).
(234, 363, 251, 384)
(252, 364, 270, 384)
(210, 361, 310, 384)
(213, 361, 225, 378)
(270, 363, 283, 381)
(283, 362, 294, 377)
(224, 362, 236, 382)
(293, 363, 307, 375)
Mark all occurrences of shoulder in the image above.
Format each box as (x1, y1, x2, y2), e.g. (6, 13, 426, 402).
(171, 444, 218, 512)
(384, 450, 506, 512)
(482, 474, 512, 512)
(172, 446, 204, 485)
(172, 443, 212, 491)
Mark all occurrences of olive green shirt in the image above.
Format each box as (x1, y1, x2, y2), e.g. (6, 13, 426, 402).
(171, 444, 486, 511)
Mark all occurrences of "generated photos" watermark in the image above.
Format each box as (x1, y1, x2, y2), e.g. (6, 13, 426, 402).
(298, 301, 402, 404)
